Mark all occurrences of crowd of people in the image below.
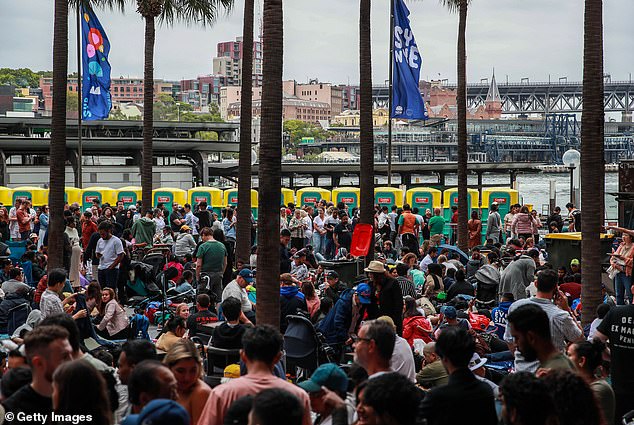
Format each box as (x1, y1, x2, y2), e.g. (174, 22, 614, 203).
(0, 194, 631, 425)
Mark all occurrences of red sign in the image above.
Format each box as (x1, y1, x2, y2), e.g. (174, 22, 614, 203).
(120, 196, 133, 203)
(493, 197, 507, 204)
(304, 197, 318, 203)
(341, 197, 355, 204)
(84, 195, 99, 203)
(415, 197, 430, 204)
(16, 196, 29, 201)
(230, 197, 238, 204)
(157, 196, 170, 203)
(453, 197, 458, 204)
(194, 196, 208, 203)
(377, 197, 392, 204)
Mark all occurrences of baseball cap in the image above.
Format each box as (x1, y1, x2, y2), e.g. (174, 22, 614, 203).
(326, 270, 339, 279)
(570, 258, 580, 266)
(180, 225, 191, 231)
(440, 305, 457, 319)
(224, 364, 241, 379)
(124, 399, 189, 425)
(238, 268, 254, 283)
(355, 283, 372, 304)
(29, 233, 38, 239)
(129, 205, 137, 210)
(298, 363, 348, 394)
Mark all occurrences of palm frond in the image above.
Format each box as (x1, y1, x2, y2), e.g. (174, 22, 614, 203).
(160, 0, 234, 27)
(439, 0, 470, 13)
(69, 0, 127, 13)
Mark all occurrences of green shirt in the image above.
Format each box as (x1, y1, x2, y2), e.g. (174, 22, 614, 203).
(428, 215, 446, 237)
(540, 352, 575, 371)
(197, 240, 227, 273)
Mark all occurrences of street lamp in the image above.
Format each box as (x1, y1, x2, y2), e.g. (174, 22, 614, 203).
(562, 149, 581, 206)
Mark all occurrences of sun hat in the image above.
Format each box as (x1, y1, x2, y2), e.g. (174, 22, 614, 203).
(364, 260, 386, 273)
(297, 363, 348, 394)
(468, 353, 487, 371)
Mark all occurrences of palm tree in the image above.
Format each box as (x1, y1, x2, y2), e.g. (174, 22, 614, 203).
(49, 0, 126, 269)
(580, 0, 604, 326)
(236, 0, 255, 266)
(359, 0, 374, 261)
(442, 0, 469, 251)
(48, 0, 70, 269)
(255, 0, 283, 328)
(136, 0, 233, 211)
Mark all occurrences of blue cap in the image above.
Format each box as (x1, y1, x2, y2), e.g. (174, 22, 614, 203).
(440, 305, 457, 319)
(238, 268, 254, 283)
(123, 399, 189, 425)
(298, 363, 349, 394)
(356, 283, 372, 304)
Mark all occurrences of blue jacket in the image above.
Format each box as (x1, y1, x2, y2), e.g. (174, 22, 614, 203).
(318, 288, 354, 344)
(491, 301, 513, 339)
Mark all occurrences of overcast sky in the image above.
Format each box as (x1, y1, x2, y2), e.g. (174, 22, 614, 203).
(1, 0, 632, 85)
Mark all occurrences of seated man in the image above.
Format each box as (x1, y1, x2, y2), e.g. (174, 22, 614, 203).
(416, 342, 449, 389)
(187, 294, 218, 337)
(211, 297, 247, 350)
(290, 252, 309, 281)
(1, 268, 31, 296)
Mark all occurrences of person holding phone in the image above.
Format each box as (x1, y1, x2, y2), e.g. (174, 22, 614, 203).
(607, 226, 634, 305)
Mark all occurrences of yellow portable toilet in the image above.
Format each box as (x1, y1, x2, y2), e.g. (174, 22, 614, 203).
(12, 186, 49, 207)
(117, 186, 142, 209)
(64, 187, 82, 207)
(81, 187, 117, 211)
(152, 188, 187, 213)
(406, 187, 442, 213)
(224, 189, 258, 218)
(188, 187, 224, 214)
(443, 188, 480, 220)
(481, 187, 519, 220)
(374, 187, 404, 209)
(332, 187, 360, 215)
(281, 188, 295, 206)
(296, 188, 331, 207)
(0, 187, 13, 206)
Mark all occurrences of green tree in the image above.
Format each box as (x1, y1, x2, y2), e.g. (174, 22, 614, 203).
(283, 119, 331, 153)
(66, 90, 78, 112)
(136, 0, 234, 211)
(0, 68, 42, 87)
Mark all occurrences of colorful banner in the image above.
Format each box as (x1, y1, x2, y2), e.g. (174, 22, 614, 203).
(81, 6, 112, 120)
(391, 0, 428, 120)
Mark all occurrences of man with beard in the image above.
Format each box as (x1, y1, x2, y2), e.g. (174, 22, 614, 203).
(365, 261, 403, 335)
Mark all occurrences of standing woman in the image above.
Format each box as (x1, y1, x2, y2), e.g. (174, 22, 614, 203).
(96, 287, 130, 340)
(37, 205, 48, 249)
(0, 207, 9, 243)
(610, 230, 634, 305)
(65, 217, 83, 289)
(301, 209, 313, 248)
(153, 208, 166, 235)
(288, 209, 306, 250)
(312, 207, 327, 255)
(163, 339, 211, 425)
(52, 360, 112, 425)
(467, 210, 482, 249)
(280, 207, 289, 231)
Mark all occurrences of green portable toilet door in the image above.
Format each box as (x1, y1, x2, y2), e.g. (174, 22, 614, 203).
(12, 191, 32, 204)
(227, 191, 239, 207)
(489, 192, 511, 218)
(375, 192, 396, 209)
(191, 192, 211, 208)
(446, 192, 473, 221)
(411, 192, 433, 212)
(300, 192, 322, 208)
(336, 192, 358, 216)
(118, 192, 138, 209)
(82, 191, 103, 210)
(154, 192, 175, 213)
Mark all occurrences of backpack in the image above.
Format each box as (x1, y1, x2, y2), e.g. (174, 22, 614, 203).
(129, 313, 150, 340)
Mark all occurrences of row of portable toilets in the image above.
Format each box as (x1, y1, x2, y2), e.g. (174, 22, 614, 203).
(0, 185, 520, 222)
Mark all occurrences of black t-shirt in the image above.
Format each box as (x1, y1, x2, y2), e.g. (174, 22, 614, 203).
(334, 223, 353, 250)
(597, 305, 634, 391)
(212, 323, 247, 349)
(186, 309, 218, 336)
(280, 244, 291, 273)
(194, 210, 212, 230)
(570, 209, 582, 231)
(3, 385, 52, 421)
(170, 211, 182, 232)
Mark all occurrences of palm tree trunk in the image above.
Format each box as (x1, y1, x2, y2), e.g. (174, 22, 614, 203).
(236, 0, 255, 265)
(359, 0, 374, 261)
(580, 0, 604, 326)
(256, 0, 283, 328)
(456, 0, 468, 252)
(141, 15, 156, 212)
(48, 0, 69, 269)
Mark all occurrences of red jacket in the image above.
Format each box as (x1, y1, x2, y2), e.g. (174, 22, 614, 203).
(402, 315, 433, 346)
(82, 220, 98, 248)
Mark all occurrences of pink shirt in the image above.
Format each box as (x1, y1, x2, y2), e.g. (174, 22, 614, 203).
(197, 372, 311, 425)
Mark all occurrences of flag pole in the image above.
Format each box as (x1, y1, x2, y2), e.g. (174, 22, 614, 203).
(387, 0, 394, 187)
(76, 5, 83, 188)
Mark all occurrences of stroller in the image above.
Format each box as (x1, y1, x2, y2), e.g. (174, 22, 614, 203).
(284, 314, 335, 382)
(473, 264, 500, 309)
(126, 261, 161, 307)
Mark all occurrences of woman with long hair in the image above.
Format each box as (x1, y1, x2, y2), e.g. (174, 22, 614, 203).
(301, 281, 320, 320)
(96, 287, 129, 340)
(156, 316, 187, 352)
(52, 360, 111, 425)
(402, 296, 433, 345)
(610, 231, 634, 305)
(65, 217, 83, 289)
(0, 207, 9, 243)
(511, 205, 538, 242)
(163, 339, 211, 425)
(567, 340, 615, 425)
(467, 210, 482, 249)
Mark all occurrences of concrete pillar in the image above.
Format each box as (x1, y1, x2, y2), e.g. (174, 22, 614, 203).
(0, 151, 6, 186)
(313, 175, 319, 187)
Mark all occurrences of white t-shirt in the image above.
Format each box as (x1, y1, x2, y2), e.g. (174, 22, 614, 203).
(313, 215, 325, 234)
(96, 236, 124, 270)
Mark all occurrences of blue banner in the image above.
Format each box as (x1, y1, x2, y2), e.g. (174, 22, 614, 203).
(391, 0, 428, 120)
(81, 6, 112, 120)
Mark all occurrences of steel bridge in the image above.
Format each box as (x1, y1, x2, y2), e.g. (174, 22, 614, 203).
(372, 80, 634, 115)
